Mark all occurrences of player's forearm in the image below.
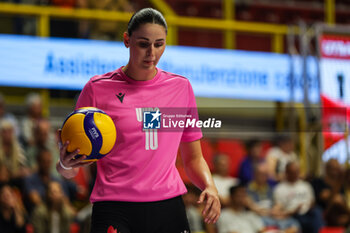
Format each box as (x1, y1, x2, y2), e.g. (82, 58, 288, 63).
(56, 161, 79, 179)
(184, 156, 216, 191)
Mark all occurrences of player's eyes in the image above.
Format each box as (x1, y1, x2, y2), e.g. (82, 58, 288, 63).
(155, 42, 164, 48)
(138, 42, 164, 48)
(139, 42, 149, 48)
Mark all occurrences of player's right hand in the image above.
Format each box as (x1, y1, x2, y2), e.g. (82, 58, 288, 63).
(57, 129, 92, 170)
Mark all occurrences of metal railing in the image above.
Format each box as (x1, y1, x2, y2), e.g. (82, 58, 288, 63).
(0, 1, 290, 53)
(0, 0, 337, 50)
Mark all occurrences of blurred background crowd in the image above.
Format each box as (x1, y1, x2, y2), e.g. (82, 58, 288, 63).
(0, 92, 349, 233)
(1, 0, 350, 233)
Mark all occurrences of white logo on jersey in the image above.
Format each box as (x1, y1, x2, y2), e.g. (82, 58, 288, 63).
(136, 108, 159, 150)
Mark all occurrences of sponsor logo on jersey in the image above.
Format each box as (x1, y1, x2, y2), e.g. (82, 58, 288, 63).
(116, 92, 125, 103)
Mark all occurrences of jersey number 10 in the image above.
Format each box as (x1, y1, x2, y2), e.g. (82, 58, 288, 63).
(136, 108, 159, 150)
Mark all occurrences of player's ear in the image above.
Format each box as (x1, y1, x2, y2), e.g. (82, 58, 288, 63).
(123, 32, 130, 48)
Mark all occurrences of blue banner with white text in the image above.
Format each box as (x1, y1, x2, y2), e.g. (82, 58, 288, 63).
(0, 34, 319, 102)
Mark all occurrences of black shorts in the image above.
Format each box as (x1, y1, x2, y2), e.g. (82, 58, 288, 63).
(90, 196, 191, 233)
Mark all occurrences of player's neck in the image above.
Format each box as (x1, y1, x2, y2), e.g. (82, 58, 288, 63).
(122, 64, 157, 81)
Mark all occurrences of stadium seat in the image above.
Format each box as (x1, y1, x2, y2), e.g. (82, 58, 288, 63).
(70, 223, 80, 233)
(73, 167, 90, 200)
(200, 138, 215, 171)
(26, 224, 34, 233)
(216, 139, 247, 177)
(319, 227, 345, 233)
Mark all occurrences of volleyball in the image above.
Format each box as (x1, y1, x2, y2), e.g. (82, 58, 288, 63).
(61, 107, 117, 162)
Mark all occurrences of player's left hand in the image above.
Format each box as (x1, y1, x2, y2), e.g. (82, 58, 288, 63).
(197, 186, 221, 224)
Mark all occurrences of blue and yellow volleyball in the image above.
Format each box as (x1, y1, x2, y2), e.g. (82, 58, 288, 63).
(61, 107, 117, 162)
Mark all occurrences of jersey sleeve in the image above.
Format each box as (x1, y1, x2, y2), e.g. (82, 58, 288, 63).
(181, 80, 203, 142)
(75, 79, 96, 110)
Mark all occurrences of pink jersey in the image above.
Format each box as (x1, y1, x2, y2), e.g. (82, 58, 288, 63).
(76, 67, 202, 202)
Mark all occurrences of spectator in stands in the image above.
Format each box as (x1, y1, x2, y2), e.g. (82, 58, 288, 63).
(87, 0, 134, 41)
(266, 134, 298, 182)
(26, 118, 59, 177)
(247, 163, 300, 233)
(0, 164, 11, 186)
(0, 93, 20, 137)
(75, 163, 97, 233)
(212, 153, 239, 207)
(75, 202, 92, 233)
(317, 160, 350, 227)
(273, 161, 323, 233)
(238, 139, 264, 185)
(217, 184, 264, 233)
(183, 184, 206, 233)
(0, 120, 28, 181)
(31, 181, 75, 233)
(20, 93, 44, 148)
(344, 168, 350, 209)
(311, 158, 345, 210)
(0, 184, 27, 233)
(23, 147, 72, 213)
(323, 198, 350, 227)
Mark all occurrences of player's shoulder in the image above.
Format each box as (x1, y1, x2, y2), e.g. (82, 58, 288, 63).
(160, 70, 190, 83)
(90, 70, 118, 83)
(160, 70, 188, 81)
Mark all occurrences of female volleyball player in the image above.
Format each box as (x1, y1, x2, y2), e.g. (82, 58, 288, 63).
(56, 8, 220, 233)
